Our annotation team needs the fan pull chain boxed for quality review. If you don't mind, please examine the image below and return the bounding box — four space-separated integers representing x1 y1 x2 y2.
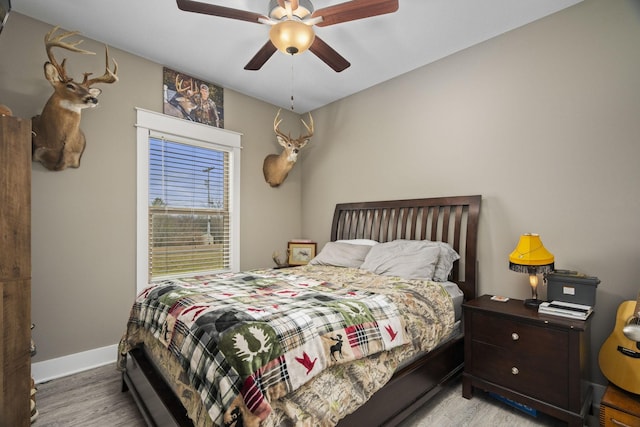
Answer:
290 57 295 111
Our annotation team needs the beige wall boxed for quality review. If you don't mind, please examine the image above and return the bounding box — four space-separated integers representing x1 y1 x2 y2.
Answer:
0 13 303 362
302 0 640 385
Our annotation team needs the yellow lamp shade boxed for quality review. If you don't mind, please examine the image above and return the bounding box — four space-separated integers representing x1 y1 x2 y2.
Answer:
269 20 315 55
509 233 554 267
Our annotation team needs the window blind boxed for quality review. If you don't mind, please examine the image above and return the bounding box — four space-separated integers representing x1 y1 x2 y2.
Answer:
148 137 230 279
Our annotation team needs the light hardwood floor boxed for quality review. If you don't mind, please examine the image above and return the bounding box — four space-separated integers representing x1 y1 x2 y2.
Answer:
34 364 145 427
33 363 590 426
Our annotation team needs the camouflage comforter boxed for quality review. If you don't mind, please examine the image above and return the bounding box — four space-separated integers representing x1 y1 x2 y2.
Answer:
119 265 455 427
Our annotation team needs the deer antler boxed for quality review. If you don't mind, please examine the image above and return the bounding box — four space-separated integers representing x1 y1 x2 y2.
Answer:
44 26 95 82
82 46 118 86
44 26 118 86
273 110 314 139
175 75 195 95
300 112 314 139
273 109 289 139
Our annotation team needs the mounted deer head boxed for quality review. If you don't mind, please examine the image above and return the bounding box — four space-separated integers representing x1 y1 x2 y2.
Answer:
263 109 314 187
32 26 118 171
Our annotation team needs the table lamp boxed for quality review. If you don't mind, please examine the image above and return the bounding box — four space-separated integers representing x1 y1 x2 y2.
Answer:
509 233 554 307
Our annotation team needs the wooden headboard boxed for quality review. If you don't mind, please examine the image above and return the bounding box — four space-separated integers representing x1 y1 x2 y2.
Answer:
330 195 481 301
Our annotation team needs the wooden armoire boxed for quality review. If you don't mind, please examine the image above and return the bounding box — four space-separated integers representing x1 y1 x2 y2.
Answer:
0 116 32 427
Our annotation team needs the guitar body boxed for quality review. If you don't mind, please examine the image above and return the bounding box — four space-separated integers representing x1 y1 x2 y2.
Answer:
599 300 640 394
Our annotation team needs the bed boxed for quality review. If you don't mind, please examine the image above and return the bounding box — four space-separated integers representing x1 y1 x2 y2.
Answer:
119 195 481 427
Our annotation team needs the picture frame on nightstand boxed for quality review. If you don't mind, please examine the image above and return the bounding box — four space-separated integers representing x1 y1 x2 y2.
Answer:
0 0 11 35
287 241 316 266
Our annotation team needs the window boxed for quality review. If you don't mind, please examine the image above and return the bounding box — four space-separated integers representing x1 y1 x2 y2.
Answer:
136 108 241 292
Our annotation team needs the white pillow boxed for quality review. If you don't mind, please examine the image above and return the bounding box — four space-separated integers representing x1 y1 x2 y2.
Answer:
309 241 373 268
360 240 440 280
422 240 460 282
336 239 379 246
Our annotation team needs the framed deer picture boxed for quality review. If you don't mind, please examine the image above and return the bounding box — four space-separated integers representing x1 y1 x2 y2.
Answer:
287 241 317 266
162 67 224 128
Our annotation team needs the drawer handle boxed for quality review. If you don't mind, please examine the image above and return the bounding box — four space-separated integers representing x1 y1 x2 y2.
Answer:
610 418 633 427
511 367 519 375
511 333 519 341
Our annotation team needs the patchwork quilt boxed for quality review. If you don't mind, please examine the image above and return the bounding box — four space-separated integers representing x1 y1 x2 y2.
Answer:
119 266 455 427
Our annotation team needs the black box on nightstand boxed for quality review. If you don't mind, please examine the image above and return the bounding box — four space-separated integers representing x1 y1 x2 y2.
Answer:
546 270 600 306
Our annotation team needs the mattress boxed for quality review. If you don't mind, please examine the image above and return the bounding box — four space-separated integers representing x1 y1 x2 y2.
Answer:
440 280 464 321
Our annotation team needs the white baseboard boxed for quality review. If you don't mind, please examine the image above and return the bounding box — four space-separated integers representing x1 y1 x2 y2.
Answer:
31 344 118 384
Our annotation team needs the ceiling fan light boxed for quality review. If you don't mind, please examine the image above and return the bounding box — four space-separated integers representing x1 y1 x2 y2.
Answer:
269 20 315 55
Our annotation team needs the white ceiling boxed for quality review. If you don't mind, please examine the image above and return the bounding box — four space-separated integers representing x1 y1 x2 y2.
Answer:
13 0 582 113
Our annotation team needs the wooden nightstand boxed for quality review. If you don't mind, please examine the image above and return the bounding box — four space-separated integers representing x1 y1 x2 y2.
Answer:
462 295 593 427
600 383 640 427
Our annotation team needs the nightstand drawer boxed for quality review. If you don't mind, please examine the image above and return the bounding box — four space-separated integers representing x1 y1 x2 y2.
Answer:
472 311 568 352
601 405 640 427
472 340 568 407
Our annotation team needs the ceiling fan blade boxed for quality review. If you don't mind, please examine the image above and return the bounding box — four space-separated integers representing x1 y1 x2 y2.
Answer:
309 36 350 72
176 0 266 23
312 0 399 27
244 41 278 71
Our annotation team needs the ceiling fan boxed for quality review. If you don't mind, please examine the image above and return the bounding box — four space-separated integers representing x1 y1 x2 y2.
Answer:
176 0 399 72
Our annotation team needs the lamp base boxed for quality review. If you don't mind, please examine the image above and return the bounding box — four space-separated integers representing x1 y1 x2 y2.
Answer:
524 298 543 308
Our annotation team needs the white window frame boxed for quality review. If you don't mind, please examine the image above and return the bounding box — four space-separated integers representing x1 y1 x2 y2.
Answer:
135 108 241 293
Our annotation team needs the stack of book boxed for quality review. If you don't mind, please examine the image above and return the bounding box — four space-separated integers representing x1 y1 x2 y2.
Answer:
538 300 593 320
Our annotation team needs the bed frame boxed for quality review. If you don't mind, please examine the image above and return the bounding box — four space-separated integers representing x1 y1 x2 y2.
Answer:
122 195 481 427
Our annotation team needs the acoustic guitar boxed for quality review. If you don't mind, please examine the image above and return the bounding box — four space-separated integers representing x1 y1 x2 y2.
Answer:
599 293 640 394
